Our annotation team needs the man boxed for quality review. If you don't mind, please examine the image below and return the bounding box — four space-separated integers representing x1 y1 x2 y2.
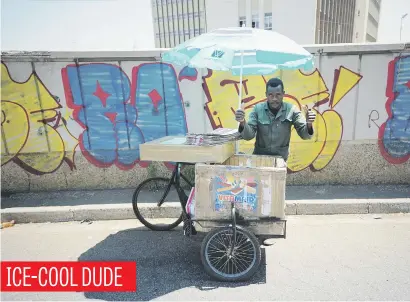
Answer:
235 78 316 161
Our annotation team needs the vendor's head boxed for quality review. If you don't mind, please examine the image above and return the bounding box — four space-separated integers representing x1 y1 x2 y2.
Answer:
266 78 284 110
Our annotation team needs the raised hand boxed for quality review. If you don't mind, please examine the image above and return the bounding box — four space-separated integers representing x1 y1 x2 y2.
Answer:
306 109 316 124
235 109 245 123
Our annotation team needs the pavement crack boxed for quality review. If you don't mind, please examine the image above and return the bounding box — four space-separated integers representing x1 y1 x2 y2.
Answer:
278 262 292 272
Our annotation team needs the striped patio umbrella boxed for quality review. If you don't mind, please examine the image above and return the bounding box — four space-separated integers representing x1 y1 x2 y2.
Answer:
161 27 314 107
161 27 315 151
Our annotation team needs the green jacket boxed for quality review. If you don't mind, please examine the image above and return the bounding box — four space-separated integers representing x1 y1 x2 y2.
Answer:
239 101 313 161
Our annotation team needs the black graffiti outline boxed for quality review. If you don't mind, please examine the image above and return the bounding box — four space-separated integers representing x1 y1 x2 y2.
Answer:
368 110 380 129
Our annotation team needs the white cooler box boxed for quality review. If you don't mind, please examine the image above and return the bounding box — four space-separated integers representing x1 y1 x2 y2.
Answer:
186 154 287 223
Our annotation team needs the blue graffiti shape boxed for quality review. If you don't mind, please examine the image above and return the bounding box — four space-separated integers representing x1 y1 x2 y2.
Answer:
132 63 188 144
380 56 410 163
178 66 198 81
63 62 188 169
63 63 143 169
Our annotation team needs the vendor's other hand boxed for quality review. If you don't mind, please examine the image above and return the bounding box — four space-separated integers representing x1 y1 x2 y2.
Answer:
235 109 245 123
307 109 316 124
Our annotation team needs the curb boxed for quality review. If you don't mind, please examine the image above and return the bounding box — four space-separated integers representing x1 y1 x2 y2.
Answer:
1 199 409 224
286 199 410 215
1 203 182 224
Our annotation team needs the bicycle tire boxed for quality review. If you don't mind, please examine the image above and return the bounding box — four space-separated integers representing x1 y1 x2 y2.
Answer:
200 226 261 282
132 177 183 231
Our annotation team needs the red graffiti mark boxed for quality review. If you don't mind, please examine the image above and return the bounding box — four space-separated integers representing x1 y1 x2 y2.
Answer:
221 79 250 94
242 96 256 103
220 79 256 104
104 112 117 124
93 80 111 107
35 109 62 130
178 75 197 81
202 69 262 130
148 89 162 111
405 80 410 90
1 110 5 125
221 79 257 114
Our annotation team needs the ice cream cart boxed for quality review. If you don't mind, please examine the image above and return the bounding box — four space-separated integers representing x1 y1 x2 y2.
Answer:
134 134 287 282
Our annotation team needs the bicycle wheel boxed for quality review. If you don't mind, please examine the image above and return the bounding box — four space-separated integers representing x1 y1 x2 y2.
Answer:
132 177 184 231
200 226 261 282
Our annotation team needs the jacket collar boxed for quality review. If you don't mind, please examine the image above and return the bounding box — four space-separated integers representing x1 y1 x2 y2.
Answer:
264 101 288 118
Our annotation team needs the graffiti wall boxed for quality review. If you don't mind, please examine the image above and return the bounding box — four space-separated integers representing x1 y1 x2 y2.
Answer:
203 66 363 172
1 45 409 192
1 61 198 175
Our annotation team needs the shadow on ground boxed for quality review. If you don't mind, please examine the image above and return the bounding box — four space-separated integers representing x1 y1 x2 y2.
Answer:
78 227 267 301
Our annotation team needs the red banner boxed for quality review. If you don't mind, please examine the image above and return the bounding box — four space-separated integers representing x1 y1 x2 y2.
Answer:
1 261 137 292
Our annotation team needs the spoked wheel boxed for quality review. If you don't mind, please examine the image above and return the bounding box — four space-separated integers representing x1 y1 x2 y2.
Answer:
200 226 261 282
132 177 187 231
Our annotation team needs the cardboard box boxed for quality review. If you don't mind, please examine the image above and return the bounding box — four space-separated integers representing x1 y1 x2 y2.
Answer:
139 136 235 164
194 154 287 222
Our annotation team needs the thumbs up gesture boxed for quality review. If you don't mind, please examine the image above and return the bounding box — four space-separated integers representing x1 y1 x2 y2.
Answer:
307 109 316 124
302 105 316 124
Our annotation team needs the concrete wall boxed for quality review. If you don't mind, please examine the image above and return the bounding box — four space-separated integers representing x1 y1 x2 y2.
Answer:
352 0 369 43
1 43 410 193
270 0 317 45
209 0 317 44
206 0 239 31
237 0 275 30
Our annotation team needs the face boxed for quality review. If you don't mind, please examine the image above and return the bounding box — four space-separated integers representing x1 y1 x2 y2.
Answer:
266 85 284 110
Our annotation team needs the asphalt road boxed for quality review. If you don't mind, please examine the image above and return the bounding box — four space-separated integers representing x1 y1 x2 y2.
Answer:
1 214 410 301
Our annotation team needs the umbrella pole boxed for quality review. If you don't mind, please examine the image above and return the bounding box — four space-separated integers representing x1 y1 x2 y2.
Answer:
236 50 244 154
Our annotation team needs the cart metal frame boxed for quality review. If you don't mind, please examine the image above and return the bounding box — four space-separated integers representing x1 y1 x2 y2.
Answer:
132 161 287 281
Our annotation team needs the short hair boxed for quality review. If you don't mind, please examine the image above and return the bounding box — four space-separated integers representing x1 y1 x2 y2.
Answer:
266 78 284 92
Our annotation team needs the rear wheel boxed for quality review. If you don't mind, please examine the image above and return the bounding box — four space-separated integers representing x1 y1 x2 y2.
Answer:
132 177 184 231
200 226 261 282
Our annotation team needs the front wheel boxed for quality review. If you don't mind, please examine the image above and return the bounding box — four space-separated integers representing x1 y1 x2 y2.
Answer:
200 226 261 282
132 177 183 231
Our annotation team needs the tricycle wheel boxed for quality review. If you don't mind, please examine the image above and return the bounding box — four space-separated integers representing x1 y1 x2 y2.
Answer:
200 226 261 282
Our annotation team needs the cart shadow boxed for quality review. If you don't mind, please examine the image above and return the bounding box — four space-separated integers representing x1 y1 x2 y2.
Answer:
78 227 267 301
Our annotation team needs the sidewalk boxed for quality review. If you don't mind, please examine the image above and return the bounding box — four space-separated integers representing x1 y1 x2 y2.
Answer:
1 185 409 223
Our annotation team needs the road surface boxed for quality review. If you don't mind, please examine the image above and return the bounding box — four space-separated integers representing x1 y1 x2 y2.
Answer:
1 214 410 301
